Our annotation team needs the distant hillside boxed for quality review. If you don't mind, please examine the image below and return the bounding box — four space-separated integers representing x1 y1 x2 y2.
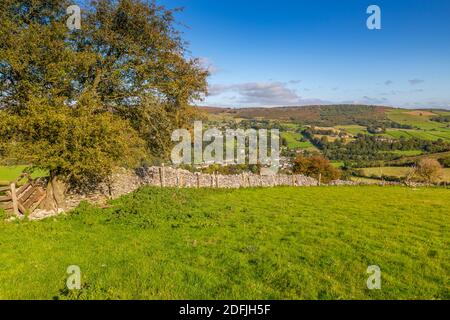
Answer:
199 105 391 126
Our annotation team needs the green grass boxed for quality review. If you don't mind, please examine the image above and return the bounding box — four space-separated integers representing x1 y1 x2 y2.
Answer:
360 167 450 182
0 186 448 300
387 109 437 130
281 131 314 149
336 125 368 136
0 166 48 184
387 109 450 131
384 129 450 142
331 162 345 168
361 167 412 178
350 177 384 184
335 113 450 142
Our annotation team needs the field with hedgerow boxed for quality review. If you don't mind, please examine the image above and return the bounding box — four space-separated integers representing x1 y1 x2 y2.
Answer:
0 186 448 300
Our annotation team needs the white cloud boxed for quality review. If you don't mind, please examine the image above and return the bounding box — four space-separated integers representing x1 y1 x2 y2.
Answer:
408 79 425 85
208 81 329 106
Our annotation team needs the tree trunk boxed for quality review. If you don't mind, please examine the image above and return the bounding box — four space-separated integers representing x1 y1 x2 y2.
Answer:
40 174 67 213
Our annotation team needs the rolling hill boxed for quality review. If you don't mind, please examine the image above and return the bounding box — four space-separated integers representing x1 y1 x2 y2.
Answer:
199 105 390 126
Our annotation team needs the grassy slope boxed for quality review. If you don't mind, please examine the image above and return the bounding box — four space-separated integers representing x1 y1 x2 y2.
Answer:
334 110 450 141
0 166 48 184
386 109 450 141
203 105 388 125
281 132 313 149
387 109 442 130
384 129 450 142
0 166 28 184
336 125 368 136
0 186 448 300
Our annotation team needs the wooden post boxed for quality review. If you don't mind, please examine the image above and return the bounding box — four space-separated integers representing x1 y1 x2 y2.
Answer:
318 173 322 186
176 169 180 188
292 174 296 186
196 172 200 188
159 165 165 188
10 183 19 217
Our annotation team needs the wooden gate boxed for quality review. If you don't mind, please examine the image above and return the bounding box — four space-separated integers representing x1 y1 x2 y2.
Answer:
0 174 46 217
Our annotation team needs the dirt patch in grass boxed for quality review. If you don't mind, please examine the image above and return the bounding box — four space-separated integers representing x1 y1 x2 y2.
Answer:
405 111 437 116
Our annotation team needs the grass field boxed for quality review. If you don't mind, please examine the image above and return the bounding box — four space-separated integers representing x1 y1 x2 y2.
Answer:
333 112 450 142
387 109 450 138
387 109 441 130
360 167 450 182
281 132 314 149
331 162 345 168
0 186 448 300
0 166 48 184
336 110 450 142
336 125 368 136
384 128 450 142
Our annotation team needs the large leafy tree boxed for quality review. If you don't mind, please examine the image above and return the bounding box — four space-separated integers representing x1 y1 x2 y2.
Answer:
0 0 77 109
0 0 208 195
68 0 208 149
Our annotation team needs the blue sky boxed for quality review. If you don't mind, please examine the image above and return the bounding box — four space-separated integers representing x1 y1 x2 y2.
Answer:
76 0 450 109
155 0 450 109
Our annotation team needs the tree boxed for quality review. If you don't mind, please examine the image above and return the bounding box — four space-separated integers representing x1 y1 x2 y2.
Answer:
0 0 209 213
0 97 147 210
292 155 341 183
0 0 208 197
0 0 76 110
68 0 208 154
0 0 208 112
415 158 443 184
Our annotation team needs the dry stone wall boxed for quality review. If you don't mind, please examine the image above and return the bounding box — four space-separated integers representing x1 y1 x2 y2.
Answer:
64 166 319 210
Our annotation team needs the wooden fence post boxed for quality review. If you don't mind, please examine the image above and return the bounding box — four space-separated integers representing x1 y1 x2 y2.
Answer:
318 173 322 186
159 165 165 187
196 172 200 188
10 183 19 217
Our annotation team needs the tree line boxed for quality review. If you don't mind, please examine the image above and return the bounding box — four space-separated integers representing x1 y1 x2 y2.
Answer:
302 128 450 165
